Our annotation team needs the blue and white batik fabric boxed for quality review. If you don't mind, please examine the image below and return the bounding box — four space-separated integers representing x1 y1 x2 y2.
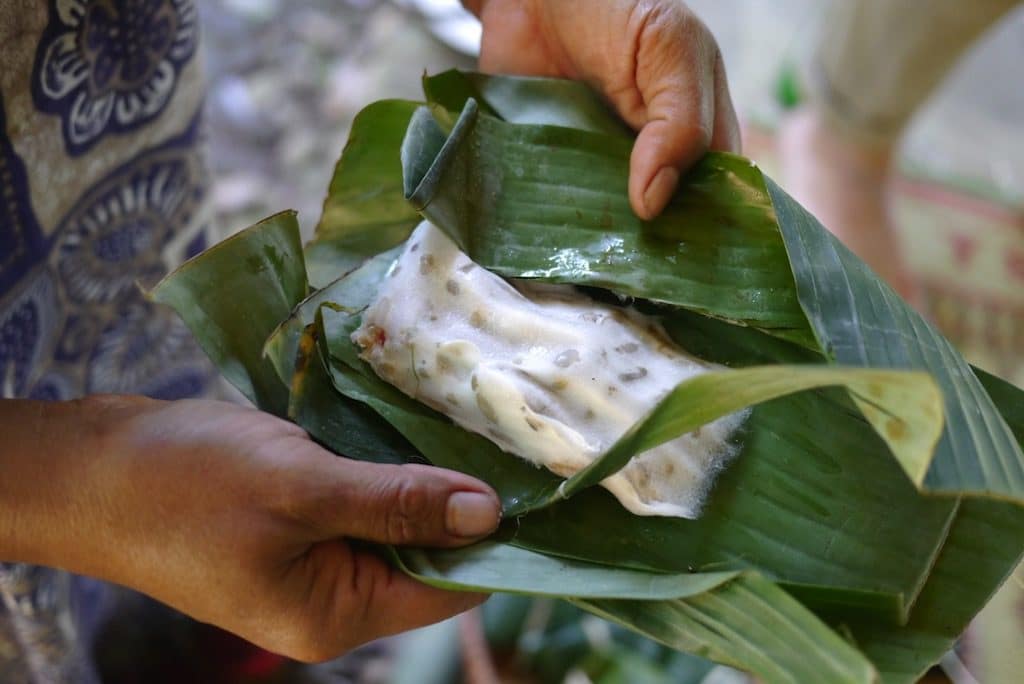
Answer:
1 1 214 681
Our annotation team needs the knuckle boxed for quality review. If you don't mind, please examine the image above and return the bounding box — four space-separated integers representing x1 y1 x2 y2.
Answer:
682 122 713 149
385 474 433 544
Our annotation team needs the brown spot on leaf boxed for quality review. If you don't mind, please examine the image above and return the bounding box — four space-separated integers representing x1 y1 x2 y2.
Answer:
886 417 907 441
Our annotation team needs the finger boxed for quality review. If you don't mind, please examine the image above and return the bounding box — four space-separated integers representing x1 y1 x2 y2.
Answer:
710 53 741 153
281 543 486 662
477 0 563 76
627 23 718 220
353 550 487 643
290 457 501 548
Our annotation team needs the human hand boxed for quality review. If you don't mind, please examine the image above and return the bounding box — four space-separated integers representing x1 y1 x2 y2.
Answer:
465 0 740 219
8 396 499 662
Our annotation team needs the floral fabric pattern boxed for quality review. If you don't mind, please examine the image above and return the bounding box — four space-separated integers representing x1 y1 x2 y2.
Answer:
32 0 198 155
0 104 212 403
1 2 211 679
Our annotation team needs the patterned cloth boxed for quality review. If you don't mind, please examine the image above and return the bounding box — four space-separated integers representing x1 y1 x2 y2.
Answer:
0 1 215 680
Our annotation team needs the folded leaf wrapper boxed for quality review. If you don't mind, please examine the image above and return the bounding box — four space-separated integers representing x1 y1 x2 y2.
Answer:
152 69 1024 684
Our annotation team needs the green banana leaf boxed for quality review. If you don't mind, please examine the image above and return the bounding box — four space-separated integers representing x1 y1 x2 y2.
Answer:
574 573 877 684
769 179 1024 498
395 76 1024 675
501 309 957 600
264 247 404 388
151 211 308 416
307 252 956 621
394 541 738 600
400 95 1024 502
553 364 942 501
308 183 957 624
401 100 814 348
287 323 417 465
306 100 422 287
477 596 744 684
423 69 633 138
395 542 874 683
849 369 1024 683
155 70 1024 684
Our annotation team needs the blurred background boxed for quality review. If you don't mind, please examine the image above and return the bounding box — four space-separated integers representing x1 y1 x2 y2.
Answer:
194 1 1024 681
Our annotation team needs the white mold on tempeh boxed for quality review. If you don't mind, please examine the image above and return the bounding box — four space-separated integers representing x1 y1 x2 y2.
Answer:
353 222 748 518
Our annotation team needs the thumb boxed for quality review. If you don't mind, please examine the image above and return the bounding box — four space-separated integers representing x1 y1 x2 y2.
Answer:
303 460 501 547
627 15 740 220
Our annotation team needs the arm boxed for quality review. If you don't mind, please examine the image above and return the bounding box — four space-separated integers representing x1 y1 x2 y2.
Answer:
0 395 499 661
0 398 104 569
463 0 740 219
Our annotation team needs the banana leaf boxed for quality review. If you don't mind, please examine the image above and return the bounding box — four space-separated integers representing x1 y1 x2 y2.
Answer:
306 100 422 287
155 70 1024 683
476 596 745 684
848 369 1024 682
309 199 957 624
401 100 814 348
264 247 404 388
423 68 633 138
401 96 1024 502
395 542 874 683
151 211 307 416
768 180 1024 498
287 323 417 465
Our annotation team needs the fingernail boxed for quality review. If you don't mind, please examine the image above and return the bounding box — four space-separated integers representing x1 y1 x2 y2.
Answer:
446 491 500 538
643 166 679 218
